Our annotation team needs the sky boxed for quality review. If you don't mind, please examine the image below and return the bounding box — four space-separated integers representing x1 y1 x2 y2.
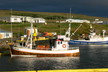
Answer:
0 0 108 17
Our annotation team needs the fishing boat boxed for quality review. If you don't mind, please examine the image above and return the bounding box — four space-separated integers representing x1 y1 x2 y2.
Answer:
69 24 108 45
9 23 79 57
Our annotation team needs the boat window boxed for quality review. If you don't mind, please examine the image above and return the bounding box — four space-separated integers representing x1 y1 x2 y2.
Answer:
61 41 62 44
58 42 60 44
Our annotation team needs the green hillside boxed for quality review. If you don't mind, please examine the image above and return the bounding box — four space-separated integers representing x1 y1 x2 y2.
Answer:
0 10 108 39
0 10 108 21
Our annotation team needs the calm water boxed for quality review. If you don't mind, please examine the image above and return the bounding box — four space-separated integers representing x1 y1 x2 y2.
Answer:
0 45 108 71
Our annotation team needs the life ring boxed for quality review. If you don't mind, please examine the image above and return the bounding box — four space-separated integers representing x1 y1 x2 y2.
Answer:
62 44 66 48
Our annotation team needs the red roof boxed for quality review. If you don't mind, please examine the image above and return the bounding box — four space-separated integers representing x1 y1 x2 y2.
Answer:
56 39 62 41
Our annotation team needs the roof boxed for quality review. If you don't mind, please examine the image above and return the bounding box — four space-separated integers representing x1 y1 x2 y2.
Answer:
56 39 62 41
66 18 89 21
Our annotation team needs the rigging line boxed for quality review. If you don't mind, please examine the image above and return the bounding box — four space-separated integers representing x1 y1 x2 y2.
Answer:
70 8 71 19
71 24 82 37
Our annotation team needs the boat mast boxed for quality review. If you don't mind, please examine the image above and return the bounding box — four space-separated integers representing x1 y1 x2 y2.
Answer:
30 22 33 49
102 30 106 38
65 24 71 37
10 8 13 42
25 22 33 49
65 8 72 37
69 8 71 19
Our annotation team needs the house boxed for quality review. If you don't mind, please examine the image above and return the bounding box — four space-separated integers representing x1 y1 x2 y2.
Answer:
10 15 24 22
25 17 46 23
0 30 13 39
103 21 108 24
25 17 34 23
92 21 103 24
91 19 108 24
66 19 90 23
92 19 103 24
33 18 46 23
56 21 66 23
0 15 46 23
0 15 26 23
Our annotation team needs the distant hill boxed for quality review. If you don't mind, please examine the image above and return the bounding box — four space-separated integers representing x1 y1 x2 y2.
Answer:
0 10 108 21
0 10 108 39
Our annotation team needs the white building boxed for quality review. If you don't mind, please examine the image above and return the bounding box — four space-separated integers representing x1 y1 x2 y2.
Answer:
91 19 108 24
25 17 46 23
92 19 103 24
0 30 13 39
66 19 90 23
10 16 24 22
0 16 46 23
56 21 66 23
103 21 108 24
25 17 34 23
33 18 46 23
0 15 26 23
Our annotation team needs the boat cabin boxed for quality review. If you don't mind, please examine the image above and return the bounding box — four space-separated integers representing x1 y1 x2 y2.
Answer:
52 39 69 51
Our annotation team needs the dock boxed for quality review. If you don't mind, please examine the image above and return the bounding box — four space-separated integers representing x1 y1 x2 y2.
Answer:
1 68 108 72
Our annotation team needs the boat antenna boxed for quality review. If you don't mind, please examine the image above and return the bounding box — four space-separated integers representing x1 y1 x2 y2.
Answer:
10 8 13 43
30 21 33 49
59 17 61 35
102 30 106 38
70 8 71 19
65 24 71 37
69 8 73 24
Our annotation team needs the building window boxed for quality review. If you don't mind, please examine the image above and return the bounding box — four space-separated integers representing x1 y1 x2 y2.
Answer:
6 33 9 37
14 18 17 20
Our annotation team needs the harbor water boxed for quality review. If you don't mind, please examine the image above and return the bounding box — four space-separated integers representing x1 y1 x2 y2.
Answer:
0 45 108 71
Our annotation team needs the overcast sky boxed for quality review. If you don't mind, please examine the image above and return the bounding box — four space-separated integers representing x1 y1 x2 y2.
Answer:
0 0 108 17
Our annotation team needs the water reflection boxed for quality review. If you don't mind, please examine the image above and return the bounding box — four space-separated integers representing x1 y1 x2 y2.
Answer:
79 45 108 69
10 57 80 70
1 45 108 71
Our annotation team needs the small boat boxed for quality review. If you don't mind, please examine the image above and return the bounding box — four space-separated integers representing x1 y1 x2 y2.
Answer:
9 23 80 57
69 24 108 45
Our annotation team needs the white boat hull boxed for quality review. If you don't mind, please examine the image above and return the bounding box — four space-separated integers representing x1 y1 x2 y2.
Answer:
10 47 80 57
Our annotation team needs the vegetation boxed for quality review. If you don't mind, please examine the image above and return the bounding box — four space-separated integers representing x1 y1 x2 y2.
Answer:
0 22 108 39
0 10 108 39
0 10 108 20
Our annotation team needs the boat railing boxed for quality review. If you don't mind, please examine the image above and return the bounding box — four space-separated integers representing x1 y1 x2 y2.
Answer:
35 48 52 50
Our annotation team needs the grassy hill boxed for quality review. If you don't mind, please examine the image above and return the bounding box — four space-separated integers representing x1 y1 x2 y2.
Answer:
0 10 108 21
0 10 108 39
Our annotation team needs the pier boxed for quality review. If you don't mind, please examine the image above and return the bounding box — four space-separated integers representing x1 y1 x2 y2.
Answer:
1 68 108 72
